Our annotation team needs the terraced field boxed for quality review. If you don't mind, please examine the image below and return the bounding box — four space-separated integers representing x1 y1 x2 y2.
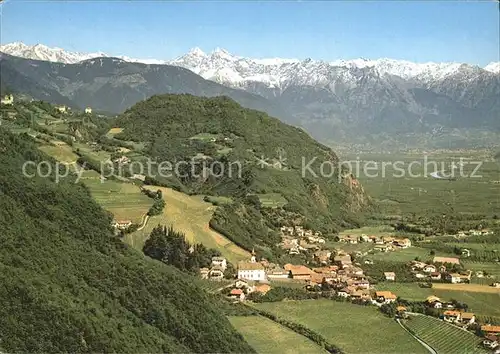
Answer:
402 315 487 354
84 179 152 224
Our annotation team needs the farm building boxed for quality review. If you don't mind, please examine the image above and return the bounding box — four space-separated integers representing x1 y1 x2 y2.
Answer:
384 272 396 281
482 325 500 335
375 291 397 303
284 264 314 280
113 220 132 230
229 288 245 301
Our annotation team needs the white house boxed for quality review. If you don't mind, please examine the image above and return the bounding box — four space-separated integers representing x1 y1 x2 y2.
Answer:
55 105 68 114
112 220 132 230
237 261 266 281
85 107 92 114
211 257 227 271
384 272 396 281
1 94 13 105
423 264 437 273
267 267 289 280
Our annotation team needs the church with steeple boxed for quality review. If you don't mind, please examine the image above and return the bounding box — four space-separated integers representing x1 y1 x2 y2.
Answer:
237 248 266 281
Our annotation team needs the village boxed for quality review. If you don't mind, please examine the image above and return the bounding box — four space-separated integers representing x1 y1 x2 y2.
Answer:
198 224 500 352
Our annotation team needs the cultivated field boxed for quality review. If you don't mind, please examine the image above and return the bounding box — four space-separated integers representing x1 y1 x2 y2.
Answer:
229 316 326 354
432 283 500 294
38 143 79 164
106 127 124 137
339 225 395 237
369 246 453 262
402 315 487 354
253 300 428 354
348 152 500 218
125 186 250 264
463 262 500 278
254 193 288 208
74 143 111 162
84 179 152 224
375 282 500 318
204 195 233 205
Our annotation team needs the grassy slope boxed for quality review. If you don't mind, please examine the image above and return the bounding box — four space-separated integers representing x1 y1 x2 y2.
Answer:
253 300 428 354
0 129 253 353
38 143 79 164
229 316 327 354
125 186 251 264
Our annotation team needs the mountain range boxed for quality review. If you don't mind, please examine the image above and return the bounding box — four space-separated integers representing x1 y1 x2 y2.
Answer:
1 42 499 148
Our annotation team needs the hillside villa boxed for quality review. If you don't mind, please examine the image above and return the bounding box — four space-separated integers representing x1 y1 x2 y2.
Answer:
211 257 227 271
112 220 132 230
1 94 14 105
229 288 245 301
445 272 471 284
443 310 461 322
208 265 224 280
375 291 397 303
423 264 437 273
384 272 396 281
55 105 69 113
113 155 131 165
483 335 499 350
426 296 443 308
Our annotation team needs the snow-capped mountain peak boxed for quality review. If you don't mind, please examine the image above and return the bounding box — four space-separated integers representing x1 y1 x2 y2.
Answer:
188 47 206 56
484 61 500 74
0 42 107 64
1 42 497 91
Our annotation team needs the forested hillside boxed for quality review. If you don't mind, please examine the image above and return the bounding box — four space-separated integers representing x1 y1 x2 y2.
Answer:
0 128 253 353
115 94 369 258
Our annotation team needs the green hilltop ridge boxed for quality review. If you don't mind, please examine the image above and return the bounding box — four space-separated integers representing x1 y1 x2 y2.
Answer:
115 94 369 258
0 128 254 353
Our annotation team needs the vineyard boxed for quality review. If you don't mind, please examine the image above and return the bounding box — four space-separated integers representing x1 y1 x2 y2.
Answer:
403 315 487 354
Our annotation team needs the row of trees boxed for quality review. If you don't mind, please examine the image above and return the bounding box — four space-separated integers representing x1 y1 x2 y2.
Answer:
142 189 166 216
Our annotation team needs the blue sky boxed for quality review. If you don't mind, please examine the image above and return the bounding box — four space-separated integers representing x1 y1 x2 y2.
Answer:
1 1 499 65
